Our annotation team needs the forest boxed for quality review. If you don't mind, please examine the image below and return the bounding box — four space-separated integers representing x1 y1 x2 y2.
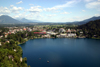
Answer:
78 19 100 39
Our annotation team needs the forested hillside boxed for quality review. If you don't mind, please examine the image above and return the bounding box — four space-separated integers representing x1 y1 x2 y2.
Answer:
78 19 100 38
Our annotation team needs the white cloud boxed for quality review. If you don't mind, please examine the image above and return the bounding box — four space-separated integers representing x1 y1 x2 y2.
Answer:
94 14 100 17
43 0 80 12
25 13 43 20
13 11 43 21
16 1 23 4
0 7 11 14
12 7 23 11
10 5 14 7
98 0 100 1
0 5 23 15
61 12 69 14
29 4 34 6
43 7 58 12
84 0 94 2
13 12 27 19
46 14 56 17
82 10 86 12
27 6 42 13
10 5 23 13
86 1 100 11
54 0 81 8
0 14 3 16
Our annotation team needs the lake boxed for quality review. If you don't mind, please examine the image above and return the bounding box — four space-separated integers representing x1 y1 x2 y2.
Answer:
20 38 100 67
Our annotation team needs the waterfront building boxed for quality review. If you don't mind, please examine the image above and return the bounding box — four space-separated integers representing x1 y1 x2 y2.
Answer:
59 28 66 33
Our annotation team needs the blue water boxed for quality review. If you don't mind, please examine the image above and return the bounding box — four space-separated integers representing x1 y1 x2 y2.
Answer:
20 38 100 67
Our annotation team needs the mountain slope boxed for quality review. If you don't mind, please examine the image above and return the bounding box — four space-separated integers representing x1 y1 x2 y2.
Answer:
78 19 100 38
17 18 32 22
66 16 100 25
0 15 21 24
79 16 100 25
17 18 41 22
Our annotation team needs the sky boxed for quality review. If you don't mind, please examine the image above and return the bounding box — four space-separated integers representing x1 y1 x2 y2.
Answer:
0 0 100 22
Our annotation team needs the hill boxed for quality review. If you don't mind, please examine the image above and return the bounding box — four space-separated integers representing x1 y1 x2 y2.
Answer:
17 18 41 22
0 15 21 24
78 16 100 25
78 19 100 38
17 18 32 22
66 16 100 25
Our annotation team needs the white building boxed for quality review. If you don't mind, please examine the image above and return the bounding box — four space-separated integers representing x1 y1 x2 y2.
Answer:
67 28 71 32
57 34 67 38
59 28 66 33
47 31 57 35
67 33 76 37
20 57 22 62
44 34 50 38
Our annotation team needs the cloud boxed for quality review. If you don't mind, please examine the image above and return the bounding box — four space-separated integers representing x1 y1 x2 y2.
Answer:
54 0 81 8
43 0 80 12
46 14 56 17
0 7 11 14
0 14 4 16
43 7 58 12
27 6 42 13
82 10 86 12
16 1 23 4
94 14 100 17
61 12 69 14
98 0 100 1
10 5 23 13
0 5 23 15
84 0 94 2
86 1 100 11
13 12 26 18
29 4 34 6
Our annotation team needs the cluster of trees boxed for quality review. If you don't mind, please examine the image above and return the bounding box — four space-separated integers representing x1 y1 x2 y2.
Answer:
0 29 41 67
0 27 9 35
0 47 28 67
78 19 100 38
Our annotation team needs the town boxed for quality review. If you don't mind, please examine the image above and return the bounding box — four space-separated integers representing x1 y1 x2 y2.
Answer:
0 25 84 38
0 25 85 45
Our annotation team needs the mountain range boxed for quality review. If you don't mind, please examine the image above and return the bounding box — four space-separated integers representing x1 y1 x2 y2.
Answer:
17 18 40 22
0 15 21 24
66 16 100 25
0 15 100 25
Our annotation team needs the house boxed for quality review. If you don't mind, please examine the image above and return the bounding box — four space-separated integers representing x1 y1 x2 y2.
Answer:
8 55 14 61
6 41 10 43
57 34 67 38
59 28 66 33
60 34 67 37
0 35 3 38
67 29 71 33
80 31 83 34
20 57 22 62
34 32 46 35
23 28 26 31
67 33 76 37
28 28 32 32
13 49 16 52
5 34 8 38
44 34 50 38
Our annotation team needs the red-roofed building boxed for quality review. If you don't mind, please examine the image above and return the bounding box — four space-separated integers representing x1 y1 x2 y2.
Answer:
34 32 46 34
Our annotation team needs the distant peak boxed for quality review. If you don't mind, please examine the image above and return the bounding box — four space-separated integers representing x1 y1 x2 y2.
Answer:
0 15 12 18
0 15 9 17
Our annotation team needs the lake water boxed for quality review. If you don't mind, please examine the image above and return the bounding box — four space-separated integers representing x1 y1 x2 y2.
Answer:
20 38 100 67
